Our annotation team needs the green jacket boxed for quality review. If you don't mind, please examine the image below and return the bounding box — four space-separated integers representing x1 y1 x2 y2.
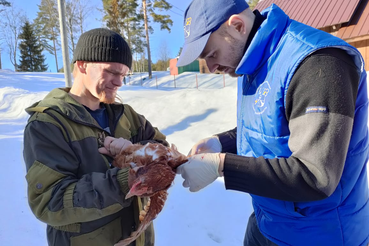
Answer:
23 88 168 246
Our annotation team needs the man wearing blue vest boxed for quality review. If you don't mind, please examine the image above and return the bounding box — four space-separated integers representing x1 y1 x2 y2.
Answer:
176 0 369 245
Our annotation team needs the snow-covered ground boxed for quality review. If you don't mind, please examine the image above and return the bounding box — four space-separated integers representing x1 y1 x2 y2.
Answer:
0 70 368 245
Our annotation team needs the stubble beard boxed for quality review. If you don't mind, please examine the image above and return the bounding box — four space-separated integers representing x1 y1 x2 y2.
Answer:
226 37 245 78
99 90 116 104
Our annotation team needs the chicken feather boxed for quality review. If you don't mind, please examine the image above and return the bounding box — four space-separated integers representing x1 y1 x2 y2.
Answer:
111 142 187 246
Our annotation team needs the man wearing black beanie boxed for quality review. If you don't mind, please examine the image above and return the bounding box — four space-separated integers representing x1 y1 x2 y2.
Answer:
23 28 168 246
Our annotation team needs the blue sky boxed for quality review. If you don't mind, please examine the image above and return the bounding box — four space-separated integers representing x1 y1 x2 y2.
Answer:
1 0 192 72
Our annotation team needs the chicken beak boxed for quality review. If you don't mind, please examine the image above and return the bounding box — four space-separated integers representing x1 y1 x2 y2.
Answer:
125 180 142 199
125 190 134 199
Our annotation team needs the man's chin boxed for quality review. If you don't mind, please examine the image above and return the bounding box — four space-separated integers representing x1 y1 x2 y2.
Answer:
100 92 117 104
227 70 242 78
101 98 116 104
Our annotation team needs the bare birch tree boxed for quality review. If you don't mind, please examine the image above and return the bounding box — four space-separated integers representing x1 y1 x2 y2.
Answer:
0 0 11 69
158 40 170 63
0 2 26 70
65 0 78 53
75 0 94 34
62 0 94 67
155 39 170 71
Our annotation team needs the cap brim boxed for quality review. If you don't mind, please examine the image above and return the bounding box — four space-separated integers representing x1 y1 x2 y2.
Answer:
177 32 211 67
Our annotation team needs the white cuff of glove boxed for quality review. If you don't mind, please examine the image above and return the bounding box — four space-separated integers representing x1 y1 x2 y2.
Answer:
176 153 221 192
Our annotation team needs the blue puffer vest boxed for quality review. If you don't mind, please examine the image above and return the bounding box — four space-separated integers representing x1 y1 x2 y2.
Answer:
236 4 369 246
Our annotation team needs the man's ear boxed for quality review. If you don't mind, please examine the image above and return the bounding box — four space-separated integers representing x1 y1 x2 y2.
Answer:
76 61 87 73
228 15 246 36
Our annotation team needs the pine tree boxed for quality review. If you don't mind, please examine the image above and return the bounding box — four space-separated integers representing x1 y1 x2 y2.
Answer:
34 0 60 71
0 0 10 13
101 0 173 76
18 21 48 72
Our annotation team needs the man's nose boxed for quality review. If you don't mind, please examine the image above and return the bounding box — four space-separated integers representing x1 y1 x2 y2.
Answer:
206 60 218 73
113 77 123 87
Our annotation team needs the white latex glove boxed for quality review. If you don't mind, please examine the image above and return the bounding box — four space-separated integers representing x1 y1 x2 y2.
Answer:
176 153 224 192
98 136 133 157
188 136 222 156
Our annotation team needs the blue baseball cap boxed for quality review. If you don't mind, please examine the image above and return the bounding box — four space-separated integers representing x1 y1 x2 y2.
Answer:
177 0 249 67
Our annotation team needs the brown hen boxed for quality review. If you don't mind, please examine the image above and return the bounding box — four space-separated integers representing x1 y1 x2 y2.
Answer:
112 142 187 246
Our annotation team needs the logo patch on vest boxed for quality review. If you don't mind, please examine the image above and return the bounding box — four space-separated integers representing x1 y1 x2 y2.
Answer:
253 81 271 115
305 106 328 114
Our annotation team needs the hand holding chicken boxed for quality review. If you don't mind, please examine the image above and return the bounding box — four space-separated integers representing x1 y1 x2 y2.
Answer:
98 136 133 156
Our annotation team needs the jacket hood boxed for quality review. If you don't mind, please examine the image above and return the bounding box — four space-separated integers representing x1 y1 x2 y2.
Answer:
25 87 98 126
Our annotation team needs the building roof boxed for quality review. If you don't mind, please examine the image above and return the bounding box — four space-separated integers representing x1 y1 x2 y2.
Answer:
336 0 369 40
255 0 362 29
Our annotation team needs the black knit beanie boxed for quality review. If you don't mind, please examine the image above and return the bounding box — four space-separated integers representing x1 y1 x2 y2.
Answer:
72 28 132 69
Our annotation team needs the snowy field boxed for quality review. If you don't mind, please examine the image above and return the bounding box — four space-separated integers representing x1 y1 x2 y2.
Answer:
0 69 368 245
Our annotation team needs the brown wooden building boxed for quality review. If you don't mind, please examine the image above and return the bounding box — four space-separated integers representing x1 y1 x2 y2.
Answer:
255 0 369 70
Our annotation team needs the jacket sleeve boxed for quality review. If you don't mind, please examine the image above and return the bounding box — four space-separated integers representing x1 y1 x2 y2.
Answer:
216 127 237 154
223 48 360 202
23 119 132 227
